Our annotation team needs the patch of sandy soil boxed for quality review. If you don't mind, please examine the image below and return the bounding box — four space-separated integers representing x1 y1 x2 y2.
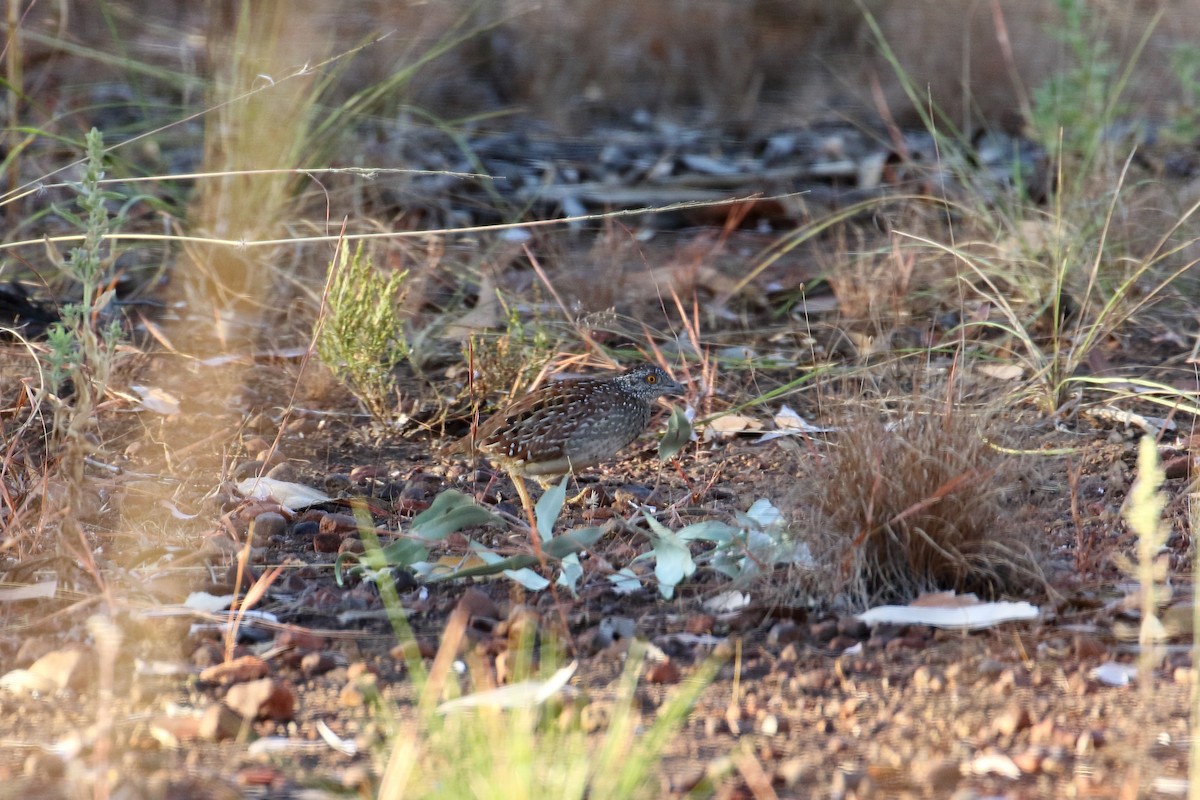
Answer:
0 327 1196 800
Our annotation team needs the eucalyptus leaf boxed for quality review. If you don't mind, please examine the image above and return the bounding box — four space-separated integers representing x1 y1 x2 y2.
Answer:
608 568 642 595
419 527 604 585
676 520 740 543
658 405 693 461
334 537 428 587
411 490 503 540
534 476 568 542
651 533 694 600
557 553 585 596
472 548 553 591
743 498 784 529
642 513 695 599
505 567 551 591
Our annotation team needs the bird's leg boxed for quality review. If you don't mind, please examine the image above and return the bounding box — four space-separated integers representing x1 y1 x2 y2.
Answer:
508 471 547 570
565 487 596 507
536 474 593 507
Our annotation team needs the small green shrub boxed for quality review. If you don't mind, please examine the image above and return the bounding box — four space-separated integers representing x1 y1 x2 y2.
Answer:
47 127 126 442
316 242 410 421
1028 0 1123 161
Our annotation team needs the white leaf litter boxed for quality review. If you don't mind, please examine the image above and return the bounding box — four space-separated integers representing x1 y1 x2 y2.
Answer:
183 592 236 613
187 609 279 638
316 719 358 755
703 590 751 613
857 599 1039 630
161 500 199 520
1089 662 1137 686
0 579 57 602
758 405 837 442
235 477 332 511
130 384 181 415
968 752 1021 779
976 363 1025 381
437 661 577 712
1151 777 1188 796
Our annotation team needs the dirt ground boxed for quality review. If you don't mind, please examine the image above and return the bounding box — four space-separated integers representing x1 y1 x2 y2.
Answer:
1 237 1198 799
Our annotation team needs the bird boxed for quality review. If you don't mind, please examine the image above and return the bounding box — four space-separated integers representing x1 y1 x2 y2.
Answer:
447 363 685 484
446 363 685 562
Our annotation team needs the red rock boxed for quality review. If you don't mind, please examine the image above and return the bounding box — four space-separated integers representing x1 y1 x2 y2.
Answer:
993 704 1032 737
237 765 283 788
199 655 268 685
313 531 344 553
338 537 365 554
646 659 681 684
300 652 337 677
1073 634 1107 660
225 677 296 721
320 513 361 534
276 627 327 652
197 702 246 741
28 647 92 691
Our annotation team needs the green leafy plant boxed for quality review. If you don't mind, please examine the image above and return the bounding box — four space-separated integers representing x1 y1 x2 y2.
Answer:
629 498 807 599
347 491 724 799
1026 0 1161 177
464 297 557 405
336 485 604 592
1028 0 1121 159
46 127 126 443
1168 43 1200 142
316 241 411 421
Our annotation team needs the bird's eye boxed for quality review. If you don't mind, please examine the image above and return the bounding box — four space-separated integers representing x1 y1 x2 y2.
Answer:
646 374 658 384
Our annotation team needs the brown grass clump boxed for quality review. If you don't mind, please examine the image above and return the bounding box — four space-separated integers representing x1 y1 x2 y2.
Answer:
797 395 1043 607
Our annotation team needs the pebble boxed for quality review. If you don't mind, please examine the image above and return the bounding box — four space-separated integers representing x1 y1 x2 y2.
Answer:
758 712 788 735
912 665 944 692
992 704 1031 737
974 658 1006 680
250 512 287 544
233 460 266 481
313 532 344 553
320 513 361 534
266 461 299 482
837 617 869 639
324 473 352 493
338 537 365 555
767 622 806 647
809 620 838 644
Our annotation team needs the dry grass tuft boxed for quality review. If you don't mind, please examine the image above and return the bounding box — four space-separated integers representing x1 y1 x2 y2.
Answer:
797 394 1043 606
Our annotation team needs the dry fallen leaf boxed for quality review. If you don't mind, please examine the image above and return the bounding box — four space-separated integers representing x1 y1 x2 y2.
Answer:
977 363 1024 381
130 384 181 415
